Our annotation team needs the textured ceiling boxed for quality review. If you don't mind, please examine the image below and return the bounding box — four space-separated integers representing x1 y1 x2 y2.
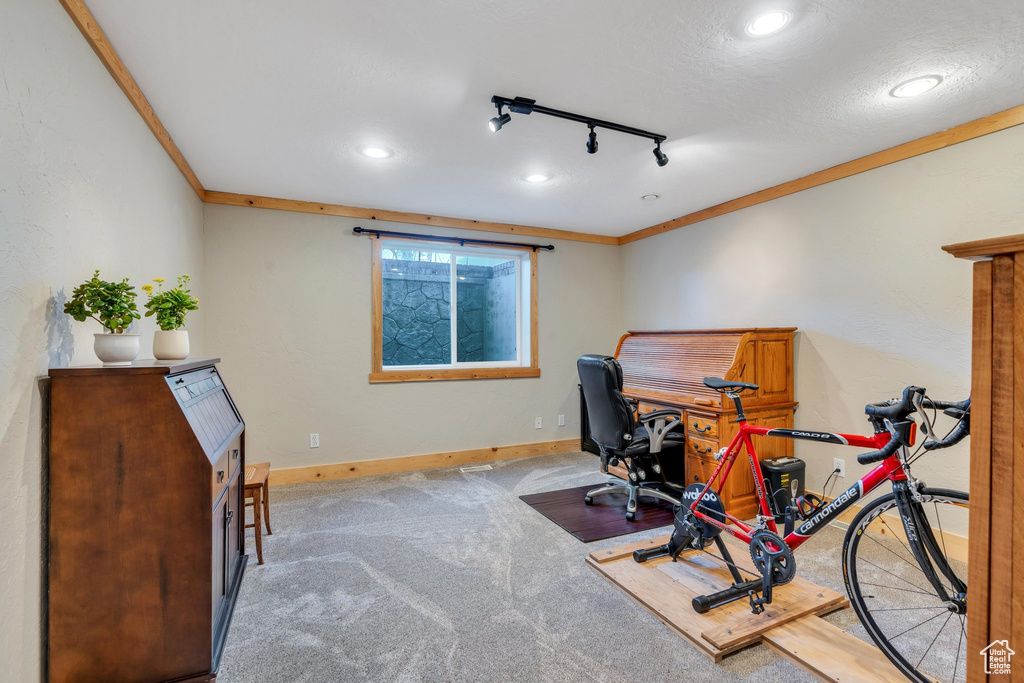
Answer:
85 0 1024 236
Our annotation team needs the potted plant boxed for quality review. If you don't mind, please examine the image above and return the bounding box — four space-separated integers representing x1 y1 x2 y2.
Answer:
143 274 199 360
64 270 142 365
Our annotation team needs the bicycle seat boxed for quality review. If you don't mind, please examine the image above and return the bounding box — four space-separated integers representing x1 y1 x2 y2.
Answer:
703 377 759 393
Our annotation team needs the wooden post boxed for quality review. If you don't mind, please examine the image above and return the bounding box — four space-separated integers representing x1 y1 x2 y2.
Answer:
943 234 1024 681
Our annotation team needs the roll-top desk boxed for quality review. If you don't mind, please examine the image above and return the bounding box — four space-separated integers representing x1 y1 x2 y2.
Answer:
48 358 246 682
586 328 798 519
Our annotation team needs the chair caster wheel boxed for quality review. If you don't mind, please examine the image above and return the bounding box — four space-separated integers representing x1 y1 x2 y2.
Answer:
584 496 593 505
626 511 636 522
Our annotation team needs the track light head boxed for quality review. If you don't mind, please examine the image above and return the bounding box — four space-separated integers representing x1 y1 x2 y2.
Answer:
653 144 669 167
489 112 512 133
586 126 598 154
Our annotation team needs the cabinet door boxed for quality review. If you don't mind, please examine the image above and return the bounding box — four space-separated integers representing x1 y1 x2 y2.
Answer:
226 474 242 587
212 496 229 618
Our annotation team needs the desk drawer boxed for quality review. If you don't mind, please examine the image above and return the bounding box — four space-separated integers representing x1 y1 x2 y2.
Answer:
687 436 718 459
687 413 718 439
685 454 718 485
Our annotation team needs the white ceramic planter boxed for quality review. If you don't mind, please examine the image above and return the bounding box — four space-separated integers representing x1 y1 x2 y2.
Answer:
94 333 140 366
153 330 190 361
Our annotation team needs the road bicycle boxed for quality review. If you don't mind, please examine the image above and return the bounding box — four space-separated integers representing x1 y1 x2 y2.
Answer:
634 377 971 682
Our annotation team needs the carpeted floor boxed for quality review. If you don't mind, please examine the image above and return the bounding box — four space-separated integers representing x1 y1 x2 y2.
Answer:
218 450 870 682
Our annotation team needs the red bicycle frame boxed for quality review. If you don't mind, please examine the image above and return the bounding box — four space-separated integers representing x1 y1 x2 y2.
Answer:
689 421 910 550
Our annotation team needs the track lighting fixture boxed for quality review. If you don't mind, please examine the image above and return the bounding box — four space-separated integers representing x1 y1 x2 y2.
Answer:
653 143 669 167
489 95 667 167
488 111 511 132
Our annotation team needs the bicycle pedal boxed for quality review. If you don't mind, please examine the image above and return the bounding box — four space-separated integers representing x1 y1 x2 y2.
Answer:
748 591 765 615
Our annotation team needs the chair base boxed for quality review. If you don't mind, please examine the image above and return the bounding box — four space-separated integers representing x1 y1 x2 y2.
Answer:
584 480 682 521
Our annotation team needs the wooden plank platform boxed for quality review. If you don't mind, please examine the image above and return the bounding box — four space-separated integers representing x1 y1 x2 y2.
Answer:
587 534 908 681
762 617 908 683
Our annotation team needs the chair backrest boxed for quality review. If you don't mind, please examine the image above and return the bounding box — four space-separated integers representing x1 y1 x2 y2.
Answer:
578 354 634 452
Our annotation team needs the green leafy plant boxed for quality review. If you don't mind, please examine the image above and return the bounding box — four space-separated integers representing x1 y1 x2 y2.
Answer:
142 274 199 331
64 270 141 333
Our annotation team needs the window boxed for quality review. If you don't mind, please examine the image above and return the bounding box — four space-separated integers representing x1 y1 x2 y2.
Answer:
370 239 539 382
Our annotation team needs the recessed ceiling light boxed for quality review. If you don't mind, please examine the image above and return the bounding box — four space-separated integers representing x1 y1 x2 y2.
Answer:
524 173 550 183
745 10 791 36
361 146 392 159
641 194 660 201
890 76 942 98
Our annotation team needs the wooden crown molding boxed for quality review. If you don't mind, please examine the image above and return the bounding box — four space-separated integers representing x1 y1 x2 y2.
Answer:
619 103 1024 245
203 191 620 245
62 0 1024 248
60 0 205 200
943 233 1024 261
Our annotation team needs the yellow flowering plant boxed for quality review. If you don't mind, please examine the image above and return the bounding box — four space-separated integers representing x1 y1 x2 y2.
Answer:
143 274 199 331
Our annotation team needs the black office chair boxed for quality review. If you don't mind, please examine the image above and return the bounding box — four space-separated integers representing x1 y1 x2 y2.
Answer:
577 354 685 521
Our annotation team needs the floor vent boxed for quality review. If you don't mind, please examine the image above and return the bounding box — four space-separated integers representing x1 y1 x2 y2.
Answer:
459 464 493 473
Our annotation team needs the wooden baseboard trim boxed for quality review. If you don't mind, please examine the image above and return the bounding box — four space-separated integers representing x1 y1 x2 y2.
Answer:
269 438 580 486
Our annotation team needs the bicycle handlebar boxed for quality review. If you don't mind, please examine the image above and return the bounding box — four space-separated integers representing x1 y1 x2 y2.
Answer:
857 433 903 465
857 392 971 463
922 397 971 451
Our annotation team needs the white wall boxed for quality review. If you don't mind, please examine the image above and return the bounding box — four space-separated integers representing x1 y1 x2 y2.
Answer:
0 2 206 679
621 124 1024 502
202 204 622 468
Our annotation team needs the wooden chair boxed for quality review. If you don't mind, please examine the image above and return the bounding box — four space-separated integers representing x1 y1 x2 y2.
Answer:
244 462 272 564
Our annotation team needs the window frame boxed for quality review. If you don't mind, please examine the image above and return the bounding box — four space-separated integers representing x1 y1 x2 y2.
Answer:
369 236 540 383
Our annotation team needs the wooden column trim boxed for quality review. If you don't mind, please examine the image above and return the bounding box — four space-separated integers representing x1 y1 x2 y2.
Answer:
59 0 205 200
988 256 1014 642
966 259 992 682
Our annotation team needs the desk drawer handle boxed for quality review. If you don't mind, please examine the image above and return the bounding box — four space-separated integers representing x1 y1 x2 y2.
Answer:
217 470 225 484
692 444 713 455
226 510 234 523
231 449 240 460
692 422 712 433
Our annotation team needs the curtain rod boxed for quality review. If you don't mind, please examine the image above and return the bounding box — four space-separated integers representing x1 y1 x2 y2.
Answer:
352 227 555 251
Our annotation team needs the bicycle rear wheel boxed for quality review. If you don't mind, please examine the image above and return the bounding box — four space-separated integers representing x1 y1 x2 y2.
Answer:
842 487 968 683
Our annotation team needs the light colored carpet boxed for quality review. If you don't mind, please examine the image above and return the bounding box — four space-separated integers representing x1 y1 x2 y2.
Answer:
218 451 870 682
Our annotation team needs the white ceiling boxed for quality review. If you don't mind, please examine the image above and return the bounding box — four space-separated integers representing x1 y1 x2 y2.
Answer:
86 0 1024 237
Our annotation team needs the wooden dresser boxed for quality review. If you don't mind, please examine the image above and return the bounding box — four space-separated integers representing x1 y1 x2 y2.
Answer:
590 328 797 519
48 358 246 683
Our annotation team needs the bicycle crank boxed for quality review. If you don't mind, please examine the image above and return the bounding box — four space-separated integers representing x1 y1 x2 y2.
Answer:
748 529 796 614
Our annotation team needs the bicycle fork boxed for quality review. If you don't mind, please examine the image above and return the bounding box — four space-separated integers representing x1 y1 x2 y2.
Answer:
892 482 967 613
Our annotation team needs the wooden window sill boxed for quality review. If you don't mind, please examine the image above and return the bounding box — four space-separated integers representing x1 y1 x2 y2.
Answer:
369 367 541 383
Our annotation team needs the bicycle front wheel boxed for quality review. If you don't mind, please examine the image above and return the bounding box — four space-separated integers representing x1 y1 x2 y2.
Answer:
842 487 969 683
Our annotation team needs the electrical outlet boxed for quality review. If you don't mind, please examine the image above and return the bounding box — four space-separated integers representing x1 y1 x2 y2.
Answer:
833 457 845 478
310 433 320 448
558 414 565 427
535 417 543 429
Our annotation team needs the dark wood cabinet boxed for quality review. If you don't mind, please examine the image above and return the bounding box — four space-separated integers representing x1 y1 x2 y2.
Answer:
48 358 246 682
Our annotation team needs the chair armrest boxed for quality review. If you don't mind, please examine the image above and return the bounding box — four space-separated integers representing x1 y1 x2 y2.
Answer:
637 409 682 454
638 409 681 422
